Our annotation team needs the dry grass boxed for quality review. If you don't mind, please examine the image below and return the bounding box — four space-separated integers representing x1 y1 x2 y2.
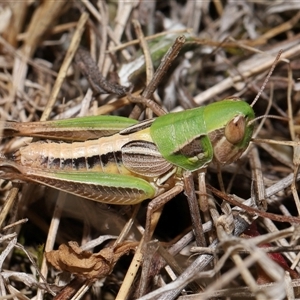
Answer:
0 1 300 299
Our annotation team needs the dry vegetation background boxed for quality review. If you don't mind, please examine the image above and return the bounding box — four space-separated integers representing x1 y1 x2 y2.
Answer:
1 1 300 299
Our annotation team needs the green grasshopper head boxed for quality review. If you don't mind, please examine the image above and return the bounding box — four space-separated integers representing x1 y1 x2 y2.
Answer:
204 99 255 165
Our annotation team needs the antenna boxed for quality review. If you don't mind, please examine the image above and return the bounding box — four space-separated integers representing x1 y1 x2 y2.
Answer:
251 50 283 108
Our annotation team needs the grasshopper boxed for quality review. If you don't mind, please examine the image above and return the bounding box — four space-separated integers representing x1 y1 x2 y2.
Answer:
0 99 254 205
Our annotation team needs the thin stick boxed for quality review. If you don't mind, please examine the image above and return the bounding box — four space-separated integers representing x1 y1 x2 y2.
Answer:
142 35 186 99
41 12 89 122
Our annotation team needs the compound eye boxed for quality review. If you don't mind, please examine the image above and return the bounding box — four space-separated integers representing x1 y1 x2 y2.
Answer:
225 115 246 144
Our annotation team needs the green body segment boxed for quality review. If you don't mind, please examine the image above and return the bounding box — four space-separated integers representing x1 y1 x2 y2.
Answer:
150 106 213 171
39 171 156 204
1 115 138 141
4 166 156 205
150 100 255 171
52 115 138 132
